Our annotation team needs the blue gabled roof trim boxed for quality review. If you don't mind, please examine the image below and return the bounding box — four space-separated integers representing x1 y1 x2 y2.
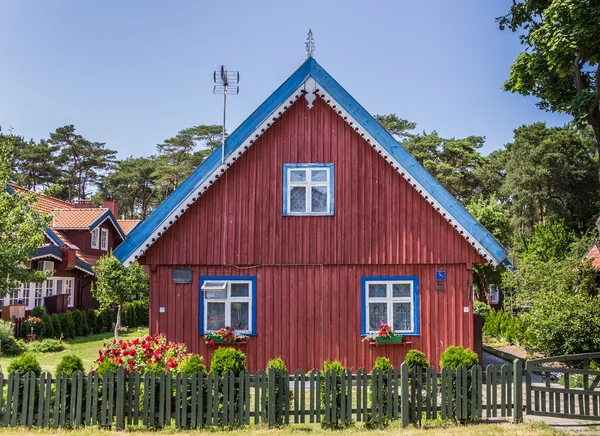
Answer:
115 57 508 264
75 256 94 275
31 245 63 262
90 209 126 239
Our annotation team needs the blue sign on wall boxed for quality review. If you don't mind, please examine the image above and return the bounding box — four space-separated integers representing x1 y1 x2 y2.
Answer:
436 270 446 281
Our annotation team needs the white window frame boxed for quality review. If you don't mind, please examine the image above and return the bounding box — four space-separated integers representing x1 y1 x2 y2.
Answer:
91 228 100 249
100 228 109 251
65 279 74 307
364 279 416 334
283 164 334 216
202 279 253 334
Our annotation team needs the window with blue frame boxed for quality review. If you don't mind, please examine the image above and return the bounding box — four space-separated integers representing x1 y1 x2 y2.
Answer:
283 163 334 216
361 276 419 335
199 276 256 335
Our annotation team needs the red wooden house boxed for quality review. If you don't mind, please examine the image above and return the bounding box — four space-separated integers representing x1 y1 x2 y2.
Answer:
4 185 139 314
115 56 508 372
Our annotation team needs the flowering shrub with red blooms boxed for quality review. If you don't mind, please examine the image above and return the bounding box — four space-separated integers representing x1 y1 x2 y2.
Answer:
204 326 247 345
95 333 189 373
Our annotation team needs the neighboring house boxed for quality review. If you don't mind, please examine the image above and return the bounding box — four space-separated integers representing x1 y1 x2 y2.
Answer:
115 56 508 371
4 185 139 314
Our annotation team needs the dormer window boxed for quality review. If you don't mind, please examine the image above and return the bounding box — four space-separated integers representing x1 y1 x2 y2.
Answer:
101 228 109 251
283 164 334 216
91 228 99 249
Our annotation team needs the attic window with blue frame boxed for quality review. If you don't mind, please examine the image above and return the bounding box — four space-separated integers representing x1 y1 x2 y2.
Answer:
283 163 334 216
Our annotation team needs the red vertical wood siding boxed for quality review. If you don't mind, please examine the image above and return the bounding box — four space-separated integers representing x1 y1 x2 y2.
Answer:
145 95 485 371
150 264 474 372
147 97 484 267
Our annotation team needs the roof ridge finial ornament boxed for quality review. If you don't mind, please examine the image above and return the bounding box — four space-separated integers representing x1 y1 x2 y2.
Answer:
305 29 315 59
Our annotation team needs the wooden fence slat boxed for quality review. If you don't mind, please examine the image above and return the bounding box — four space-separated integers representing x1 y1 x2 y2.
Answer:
53 372 62 428
299 370 306 424
10 372 19 427
513 360 523 423
401 363 409 428
115 367 125 430
91 372 99 426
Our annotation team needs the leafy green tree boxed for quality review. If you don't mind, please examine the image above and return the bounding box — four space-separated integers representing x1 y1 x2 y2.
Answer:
466 195 513 297
91 254 148 339
502 123 599 232
498 0 600 180
402 132 488 201
374 114 416 140
12 139 60 191
154 125 223 195
0 136 51 296
49 125 116 201
100 156 159 219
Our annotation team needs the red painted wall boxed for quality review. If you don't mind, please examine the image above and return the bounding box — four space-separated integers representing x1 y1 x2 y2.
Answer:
150 264 474 372
144 95 485 371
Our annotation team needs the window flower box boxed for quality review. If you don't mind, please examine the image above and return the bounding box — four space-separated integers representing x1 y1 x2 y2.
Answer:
204 326 248 345
375 335 403 344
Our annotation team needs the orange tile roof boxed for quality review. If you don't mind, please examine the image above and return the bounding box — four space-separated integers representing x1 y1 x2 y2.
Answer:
585 244 600 269
53 230 79 250
9 184 72 214
117 219 140 235
51 208 109 229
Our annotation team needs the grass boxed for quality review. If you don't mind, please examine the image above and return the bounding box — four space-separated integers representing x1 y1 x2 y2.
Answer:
0 327 149 374
0 422 565 435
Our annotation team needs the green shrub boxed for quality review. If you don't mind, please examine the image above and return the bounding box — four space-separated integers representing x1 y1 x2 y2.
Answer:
0 319 25 356
5 338 26 356
98 309 113 333
365 357 393 429
483 309 531 347
27 338 65 353
50 314 62 339
440 346 479 371
58 314 73 338
96 358 119 376
265 357 292 425
71 310 89 337
40 315 53 339
86 309 98 334
405 350 430 371
178 355 207 376
473 301 490 324
210 347 247 376
126 300 148 327
320 360 352 429
0 318 15 342
30 306 45 318
7 353 41 376
56 355 84 376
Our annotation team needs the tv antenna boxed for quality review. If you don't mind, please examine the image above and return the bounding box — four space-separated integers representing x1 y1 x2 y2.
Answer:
213 65 239 164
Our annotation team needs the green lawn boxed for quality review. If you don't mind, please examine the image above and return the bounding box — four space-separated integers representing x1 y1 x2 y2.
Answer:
0 327 149 374
0 422 565 435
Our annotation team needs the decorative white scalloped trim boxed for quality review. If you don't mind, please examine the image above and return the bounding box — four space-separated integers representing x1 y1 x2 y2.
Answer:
123 77 496 265
311 85 496 264
122 83 307 265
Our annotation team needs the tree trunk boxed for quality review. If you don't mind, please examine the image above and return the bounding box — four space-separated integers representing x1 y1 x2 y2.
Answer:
114 304 121 340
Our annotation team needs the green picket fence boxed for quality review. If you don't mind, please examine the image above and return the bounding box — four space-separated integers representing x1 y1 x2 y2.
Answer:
0 361 522 429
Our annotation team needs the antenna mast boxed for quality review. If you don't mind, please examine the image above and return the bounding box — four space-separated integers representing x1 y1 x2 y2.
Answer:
213 66 239 164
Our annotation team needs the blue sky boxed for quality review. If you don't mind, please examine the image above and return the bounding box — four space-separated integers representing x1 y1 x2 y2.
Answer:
1 1 571 158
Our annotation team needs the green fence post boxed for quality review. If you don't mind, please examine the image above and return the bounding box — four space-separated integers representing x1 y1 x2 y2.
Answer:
400 362 409 428
513 359 523 423
115 366 125 430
